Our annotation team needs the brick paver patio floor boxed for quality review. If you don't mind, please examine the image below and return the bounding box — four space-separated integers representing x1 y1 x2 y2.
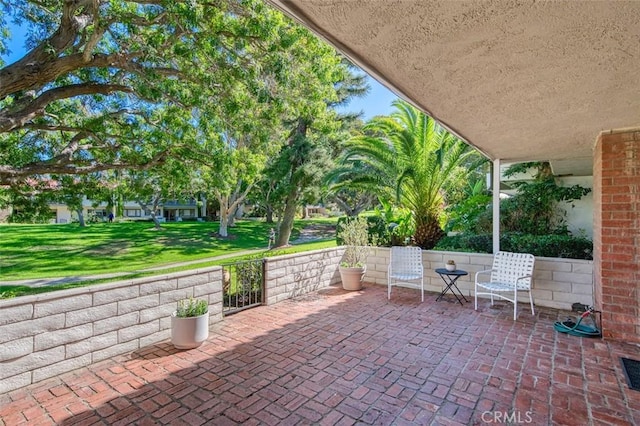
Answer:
1 284 640 425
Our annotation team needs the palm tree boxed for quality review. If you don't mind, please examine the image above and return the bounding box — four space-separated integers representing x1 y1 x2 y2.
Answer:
333 100 477 249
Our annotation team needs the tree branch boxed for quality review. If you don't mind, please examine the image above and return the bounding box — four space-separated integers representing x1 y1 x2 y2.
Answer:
0 82 133 132
0 150 168 186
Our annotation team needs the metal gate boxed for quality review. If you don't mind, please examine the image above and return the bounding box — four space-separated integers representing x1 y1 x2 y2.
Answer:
221 258 265 316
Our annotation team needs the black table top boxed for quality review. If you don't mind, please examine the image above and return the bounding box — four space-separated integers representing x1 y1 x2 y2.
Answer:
434 268 468 276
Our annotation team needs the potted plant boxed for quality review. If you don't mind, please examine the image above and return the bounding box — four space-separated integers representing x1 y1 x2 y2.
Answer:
338 217 371 291
445 259 457 272
171 297 209 349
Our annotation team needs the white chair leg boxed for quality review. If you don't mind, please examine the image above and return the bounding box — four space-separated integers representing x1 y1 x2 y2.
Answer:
529 291 535 316
421 279 424 302
388 280 391 300
474 286 478 311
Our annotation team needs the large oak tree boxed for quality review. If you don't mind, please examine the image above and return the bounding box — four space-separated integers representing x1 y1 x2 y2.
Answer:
0 0 291 187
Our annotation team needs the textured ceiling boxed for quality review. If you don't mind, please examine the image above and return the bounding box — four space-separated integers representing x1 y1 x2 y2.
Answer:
268 0 640 176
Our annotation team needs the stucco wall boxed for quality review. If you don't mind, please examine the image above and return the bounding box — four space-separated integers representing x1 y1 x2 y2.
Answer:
557 176 593 239
501 171 594 239
0 267 223 394
264 247 344 305
366 247 593 310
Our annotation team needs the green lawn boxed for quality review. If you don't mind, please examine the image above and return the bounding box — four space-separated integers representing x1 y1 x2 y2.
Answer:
0 218 337 281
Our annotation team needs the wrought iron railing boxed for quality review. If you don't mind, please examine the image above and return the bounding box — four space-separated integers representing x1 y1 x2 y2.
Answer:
221 259 265 315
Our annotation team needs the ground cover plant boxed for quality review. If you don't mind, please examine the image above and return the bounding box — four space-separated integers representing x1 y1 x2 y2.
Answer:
0 218 337 282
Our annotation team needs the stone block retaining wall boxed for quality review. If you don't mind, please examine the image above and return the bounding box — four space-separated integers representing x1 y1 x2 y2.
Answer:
0 247 593 393
366 248 593 310
0 267 223 394
264 247 345 305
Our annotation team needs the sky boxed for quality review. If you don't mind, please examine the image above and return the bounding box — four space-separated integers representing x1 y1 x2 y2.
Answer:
338 76 398 121
1 23 397 121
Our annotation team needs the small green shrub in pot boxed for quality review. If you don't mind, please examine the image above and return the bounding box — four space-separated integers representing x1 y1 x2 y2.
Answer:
337 217 371 291
176 297 208 317
172 297 209 349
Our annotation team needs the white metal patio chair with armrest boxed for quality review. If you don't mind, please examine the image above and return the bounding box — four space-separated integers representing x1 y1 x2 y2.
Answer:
474 251 535 320
388 246 424 302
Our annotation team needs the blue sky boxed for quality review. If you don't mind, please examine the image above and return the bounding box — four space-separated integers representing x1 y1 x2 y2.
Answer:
1 23 397 121
338 76 398 121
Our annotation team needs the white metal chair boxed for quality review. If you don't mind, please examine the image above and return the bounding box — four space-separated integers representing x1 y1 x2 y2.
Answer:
388 246 424 302
475 251 535 320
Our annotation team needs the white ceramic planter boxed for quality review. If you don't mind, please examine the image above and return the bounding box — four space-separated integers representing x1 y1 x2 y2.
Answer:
339 266 366 291
445 263 456 272
171 311 210 349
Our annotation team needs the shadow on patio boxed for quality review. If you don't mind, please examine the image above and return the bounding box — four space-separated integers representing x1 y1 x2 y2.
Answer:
1 284 639 425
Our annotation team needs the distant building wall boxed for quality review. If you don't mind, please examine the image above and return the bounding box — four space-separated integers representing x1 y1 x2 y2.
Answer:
51 204 72 223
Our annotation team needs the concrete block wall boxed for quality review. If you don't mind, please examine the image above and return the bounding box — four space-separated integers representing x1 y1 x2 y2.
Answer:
366 247 593 310
264 247 344 305
0 267 223 394
0 246 596 394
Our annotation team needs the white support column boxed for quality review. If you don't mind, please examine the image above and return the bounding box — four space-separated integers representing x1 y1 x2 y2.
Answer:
492 158 501 253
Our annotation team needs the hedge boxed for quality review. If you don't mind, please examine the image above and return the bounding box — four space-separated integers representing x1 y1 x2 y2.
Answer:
435 232 593 260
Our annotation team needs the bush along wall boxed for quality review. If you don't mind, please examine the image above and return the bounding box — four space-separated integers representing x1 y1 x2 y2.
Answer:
435 232 593 260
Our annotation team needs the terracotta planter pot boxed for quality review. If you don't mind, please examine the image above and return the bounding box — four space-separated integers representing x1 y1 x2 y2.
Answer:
171 311 209 349
339 266 366 291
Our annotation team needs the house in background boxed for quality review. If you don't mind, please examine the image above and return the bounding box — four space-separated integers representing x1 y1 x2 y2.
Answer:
49 197 206 223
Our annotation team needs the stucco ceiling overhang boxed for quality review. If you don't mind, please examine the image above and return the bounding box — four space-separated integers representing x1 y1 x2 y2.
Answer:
268 0 640 176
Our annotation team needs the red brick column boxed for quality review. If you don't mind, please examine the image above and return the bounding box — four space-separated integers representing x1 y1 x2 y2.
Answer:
593 129 640 342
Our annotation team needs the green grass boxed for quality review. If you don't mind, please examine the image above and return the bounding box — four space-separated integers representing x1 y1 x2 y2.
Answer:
0 239 336 299
0 218 338 281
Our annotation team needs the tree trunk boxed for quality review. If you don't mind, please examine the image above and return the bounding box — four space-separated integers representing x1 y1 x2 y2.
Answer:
76 209 85 227
414 216 445 250
275 186 298 247
137 194 162 231
274 117 308 247
265 205 274 223
334 197 355 216
216 182 254 235
219 214 229 237
151 212 161 230
217 195 230 237
235 203 244 219
117 193 124 217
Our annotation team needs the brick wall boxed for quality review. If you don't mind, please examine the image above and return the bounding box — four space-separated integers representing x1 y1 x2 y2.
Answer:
0 268 223 394
594 130 640 342
264 247 344 305
366 247 593 310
